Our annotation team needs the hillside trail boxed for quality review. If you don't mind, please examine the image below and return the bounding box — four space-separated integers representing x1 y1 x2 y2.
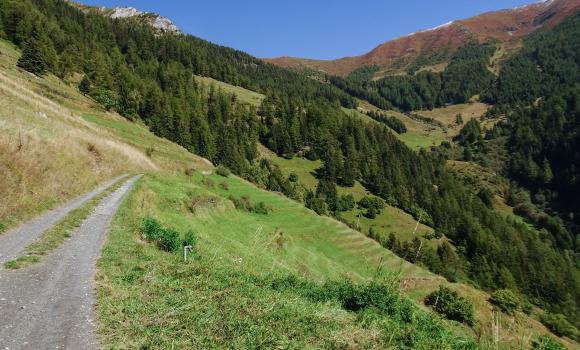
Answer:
0 174 127 265
0 175 141 350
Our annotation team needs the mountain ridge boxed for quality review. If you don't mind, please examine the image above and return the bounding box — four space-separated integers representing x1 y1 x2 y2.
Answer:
66 1 181 33
264 0 580 77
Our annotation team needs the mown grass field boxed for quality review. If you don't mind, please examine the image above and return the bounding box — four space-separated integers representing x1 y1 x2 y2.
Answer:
96 172 574 349
96 173 473 349
258 144 436 245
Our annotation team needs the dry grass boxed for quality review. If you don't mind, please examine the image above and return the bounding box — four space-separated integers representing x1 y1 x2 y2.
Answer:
0 39 210 230
415 102 490 138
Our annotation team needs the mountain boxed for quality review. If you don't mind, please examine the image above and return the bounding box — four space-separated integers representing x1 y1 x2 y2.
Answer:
265 0 580 77
68 2 181 33
1 0 579 347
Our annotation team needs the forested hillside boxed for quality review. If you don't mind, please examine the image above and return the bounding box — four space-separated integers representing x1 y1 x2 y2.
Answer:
1 0 578 340
483 13 580 258
329 44 496 111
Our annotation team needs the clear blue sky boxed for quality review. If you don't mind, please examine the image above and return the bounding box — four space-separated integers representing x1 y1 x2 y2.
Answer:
80 0 540 60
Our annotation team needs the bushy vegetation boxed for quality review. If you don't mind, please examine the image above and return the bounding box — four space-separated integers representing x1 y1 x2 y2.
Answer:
358 196 385 219
533 336 568 350
490 289 521 315
215 165 231 177
366 110 408 134
425 286 475 326
541 313 579 341
141 217 183 253
229 196 272 215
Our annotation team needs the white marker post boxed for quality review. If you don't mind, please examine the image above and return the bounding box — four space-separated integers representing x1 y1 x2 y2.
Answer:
184 245 193 262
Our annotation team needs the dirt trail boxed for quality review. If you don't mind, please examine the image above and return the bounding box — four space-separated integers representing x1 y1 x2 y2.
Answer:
0 175 126 265
0 175 140 349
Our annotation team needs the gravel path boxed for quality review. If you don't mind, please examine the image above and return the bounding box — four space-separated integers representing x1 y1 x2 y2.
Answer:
0 175 126 265
0 175 140 349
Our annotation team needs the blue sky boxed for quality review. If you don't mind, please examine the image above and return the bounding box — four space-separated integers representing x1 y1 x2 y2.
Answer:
80 0 540 60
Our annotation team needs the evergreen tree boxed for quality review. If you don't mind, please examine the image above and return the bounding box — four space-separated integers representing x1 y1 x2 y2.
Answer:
17 29 56 76
79 75 91 95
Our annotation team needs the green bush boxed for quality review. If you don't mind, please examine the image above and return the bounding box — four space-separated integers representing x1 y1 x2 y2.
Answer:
90 87 118 111
183 230 197 248
141 217 181 253
532 336 567 350
142 217 163 241
541 313 579 341
522 300 534 315
157 228 181 253
490 289 521 315
425 286 475 326
253 201 271 215
0 222 6 234
216 165 231 177
229 196 272 215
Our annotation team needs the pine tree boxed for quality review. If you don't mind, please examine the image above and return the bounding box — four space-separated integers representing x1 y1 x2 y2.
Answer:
16 28 57 76
17 38 46 75
79 75 91 95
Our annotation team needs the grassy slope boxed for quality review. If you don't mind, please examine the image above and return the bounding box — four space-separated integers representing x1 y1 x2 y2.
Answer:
415 102 489 137
257 143 437 247
356 101 448 150
0 38 209 230
0 38 574 349
98 172 576 349
194 75 265 107
96 173 465 349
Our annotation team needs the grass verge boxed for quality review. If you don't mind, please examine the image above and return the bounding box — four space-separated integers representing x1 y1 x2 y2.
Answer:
4 176 128 270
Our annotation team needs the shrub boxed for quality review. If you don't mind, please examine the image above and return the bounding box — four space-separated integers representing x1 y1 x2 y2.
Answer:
142 217 163 241
0 222 6 234
522 300 534 315
146 147 155 158
182 230 197 249
157 228 181 253
364 206 377 219
358 196 385 212
141 217 181 253
216 165 231 177
230 195 252 211
490 289 521 315
533 336 567 350
91 87 118 111
425 286 474 326
220 181 230 190
184 168 196 176
229 196 271 214
336 194 355 212
540 313 579 341
253 201 271 215
288 172 299 183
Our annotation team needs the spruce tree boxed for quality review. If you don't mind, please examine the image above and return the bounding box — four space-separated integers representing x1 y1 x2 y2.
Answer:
17 38 47 75
79 75 91 95
17 29 56 76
